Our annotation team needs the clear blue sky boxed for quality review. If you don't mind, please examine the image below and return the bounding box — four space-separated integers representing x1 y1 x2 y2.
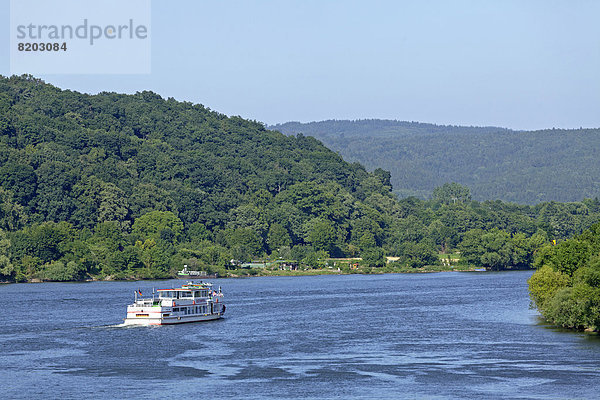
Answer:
1 0 599 130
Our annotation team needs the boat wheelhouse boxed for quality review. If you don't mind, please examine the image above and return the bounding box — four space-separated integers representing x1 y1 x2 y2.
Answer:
123 282 225 326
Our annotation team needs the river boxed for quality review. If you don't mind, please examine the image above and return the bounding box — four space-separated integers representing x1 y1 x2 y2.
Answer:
1 271 599 399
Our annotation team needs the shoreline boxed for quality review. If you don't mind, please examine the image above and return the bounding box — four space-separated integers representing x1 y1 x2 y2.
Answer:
1 265 532 284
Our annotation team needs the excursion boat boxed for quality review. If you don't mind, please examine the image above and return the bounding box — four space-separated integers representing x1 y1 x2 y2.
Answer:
177 265 217 279
123 282 225 326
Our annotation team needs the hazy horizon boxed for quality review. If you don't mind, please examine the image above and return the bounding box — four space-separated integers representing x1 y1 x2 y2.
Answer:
1 0 599 131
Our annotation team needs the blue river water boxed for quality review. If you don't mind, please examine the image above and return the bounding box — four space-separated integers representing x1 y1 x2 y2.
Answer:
1 271 599 399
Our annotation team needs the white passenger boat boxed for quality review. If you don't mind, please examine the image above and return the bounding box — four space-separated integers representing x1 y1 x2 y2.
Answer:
123 282 225 326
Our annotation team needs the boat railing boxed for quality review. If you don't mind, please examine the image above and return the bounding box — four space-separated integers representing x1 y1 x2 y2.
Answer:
135 298 159 306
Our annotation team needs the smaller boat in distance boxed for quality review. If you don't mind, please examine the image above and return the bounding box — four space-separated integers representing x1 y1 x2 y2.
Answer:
123 282 225 326
177 264 217 279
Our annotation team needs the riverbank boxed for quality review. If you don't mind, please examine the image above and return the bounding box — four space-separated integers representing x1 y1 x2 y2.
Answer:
1 264 497 283
226 264 484 277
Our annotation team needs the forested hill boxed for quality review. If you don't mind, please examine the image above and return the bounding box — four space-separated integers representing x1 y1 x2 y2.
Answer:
2 75 600 283
0 75 387 230
0 75 399 281
270 120 600 204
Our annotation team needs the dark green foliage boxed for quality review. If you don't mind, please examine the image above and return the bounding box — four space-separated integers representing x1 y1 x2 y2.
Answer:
40 260 86 281
272 120 600 204
217 227 263 262
550 240 592 276
9 221 74 264
393 241 438 269
131 211 183 242
528 222 600 331
0 163 36 205
1 76 599 282
267 223 292 252
360 247 385 267
432 183 471 205
459 229 540 271
0 75 395 279
305 219 337 252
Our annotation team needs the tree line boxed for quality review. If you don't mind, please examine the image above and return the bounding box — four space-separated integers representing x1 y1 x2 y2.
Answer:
1 76 600 282
528 222 600 331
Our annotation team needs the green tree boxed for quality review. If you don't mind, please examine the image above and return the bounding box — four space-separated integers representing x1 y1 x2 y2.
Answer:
552 240 592 276
219 227 263 262
10 221 74 264
301 249 329 269
132 211 183 242
305 218 336 252
528 265 570 313
361 247 385 267
185 222 212 243
432 183 472 205
134 239 172 278
357 232 377 251
528 222 600 331
459 228 534 270
129 184 178 218
41 260 86 281
267 223 292 252
0 188 27 231
0 229 14 280
395 241 437 268
0 163 37 205
97 182 129 225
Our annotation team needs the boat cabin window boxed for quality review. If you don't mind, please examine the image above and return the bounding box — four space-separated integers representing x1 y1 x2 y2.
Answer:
180 291 193 299
193 291 201 298
159 291 176 299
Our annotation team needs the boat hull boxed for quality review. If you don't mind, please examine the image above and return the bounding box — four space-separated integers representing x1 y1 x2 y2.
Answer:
123 312 223 326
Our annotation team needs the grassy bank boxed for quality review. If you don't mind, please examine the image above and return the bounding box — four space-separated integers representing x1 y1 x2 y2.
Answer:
223 263 485 278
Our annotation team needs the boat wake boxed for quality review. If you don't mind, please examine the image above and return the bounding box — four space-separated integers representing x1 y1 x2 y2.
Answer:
100 323 146 329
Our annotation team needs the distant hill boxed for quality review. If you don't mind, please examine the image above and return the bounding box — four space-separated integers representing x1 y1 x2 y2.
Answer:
270 120 600 204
